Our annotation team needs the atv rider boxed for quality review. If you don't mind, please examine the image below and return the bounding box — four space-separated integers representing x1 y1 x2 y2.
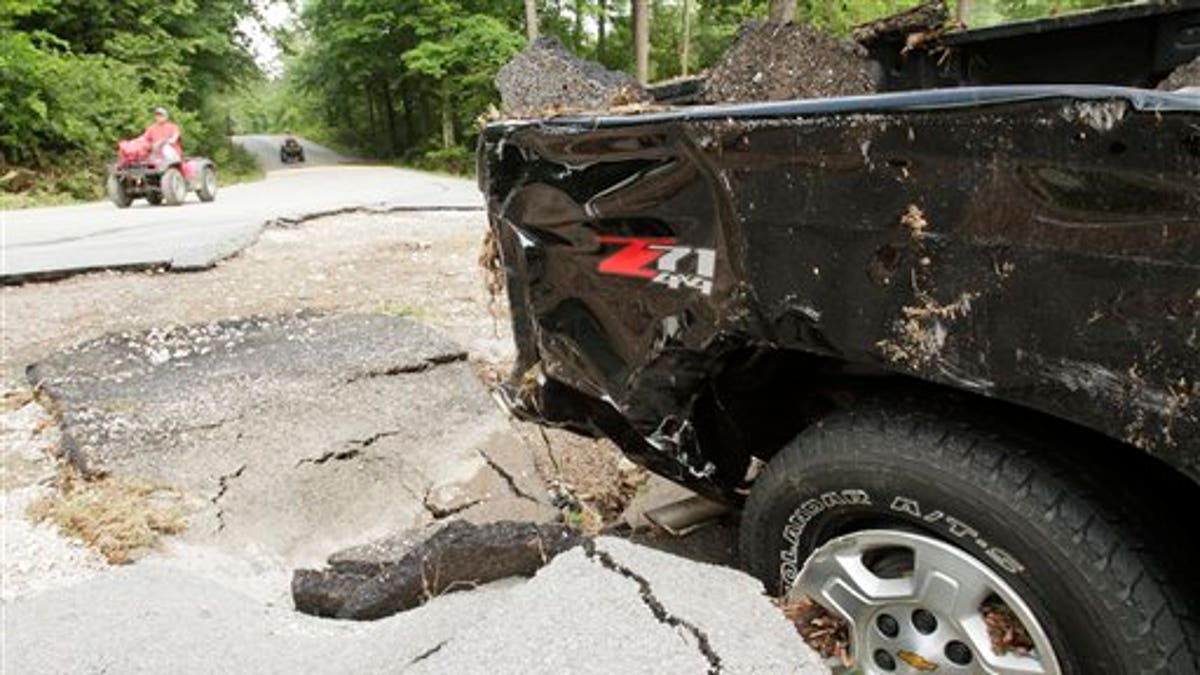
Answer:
142 106 182 163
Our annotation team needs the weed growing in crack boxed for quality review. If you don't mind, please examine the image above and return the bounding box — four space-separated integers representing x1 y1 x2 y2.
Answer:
27 466 187 564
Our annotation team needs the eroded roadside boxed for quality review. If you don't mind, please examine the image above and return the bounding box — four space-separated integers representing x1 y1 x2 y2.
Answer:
3 209 651 581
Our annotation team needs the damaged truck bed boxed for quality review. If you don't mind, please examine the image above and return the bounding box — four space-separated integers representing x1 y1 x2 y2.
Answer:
481 86 1200 498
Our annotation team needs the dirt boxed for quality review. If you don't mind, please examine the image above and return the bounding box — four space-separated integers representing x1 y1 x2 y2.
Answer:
495 36 649 115
701 21 877 104
1158 56 1200 91
4 209 635 539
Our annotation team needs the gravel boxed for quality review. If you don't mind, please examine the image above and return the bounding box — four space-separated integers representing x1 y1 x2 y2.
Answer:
701 21 878 103
3 486 110 601
2 398 110 601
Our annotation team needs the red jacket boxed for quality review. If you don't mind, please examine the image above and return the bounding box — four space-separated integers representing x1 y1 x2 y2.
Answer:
142 121 182 157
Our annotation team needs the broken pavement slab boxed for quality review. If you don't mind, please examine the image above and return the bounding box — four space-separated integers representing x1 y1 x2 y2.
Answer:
404 536 827 674
27 313 558 563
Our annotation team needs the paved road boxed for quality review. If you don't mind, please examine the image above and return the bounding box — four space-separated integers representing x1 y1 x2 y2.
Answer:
1 136 482 281
232 134 346 170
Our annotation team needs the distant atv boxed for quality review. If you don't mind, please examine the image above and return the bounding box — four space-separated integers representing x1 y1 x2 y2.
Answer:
106 138 217 207
280 137 305 164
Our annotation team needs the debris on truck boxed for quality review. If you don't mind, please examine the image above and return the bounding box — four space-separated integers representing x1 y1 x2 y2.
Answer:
700 21 877 103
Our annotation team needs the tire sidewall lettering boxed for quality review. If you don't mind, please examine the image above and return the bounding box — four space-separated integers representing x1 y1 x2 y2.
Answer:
778 489 1026 587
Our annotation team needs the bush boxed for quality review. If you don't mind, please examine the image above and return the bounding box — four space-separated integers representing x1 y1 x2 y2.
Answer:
409 146 475 176
0 32 157 166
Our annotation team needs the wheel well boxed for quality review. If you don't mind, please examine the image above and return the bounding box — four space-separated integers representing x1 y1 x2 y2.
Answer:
694 348 1200 512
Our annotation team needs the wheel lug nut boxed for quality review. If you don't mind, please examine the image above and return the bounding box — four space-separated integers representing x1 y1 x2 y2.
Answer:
876 613 900 638
873 649 896 671
945 640 973 665
912 608 938 634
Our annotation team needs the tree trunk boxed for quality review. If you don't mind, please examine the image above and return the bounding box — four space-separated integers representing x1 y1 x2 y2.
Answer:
769 0 795 24
956 0 970 25
597 0 607 62
680 0 691 76
440 82 456 149
524 0 539 42
574 0 584 50
380 79 399 158
366 86 377 145
633 0 649 84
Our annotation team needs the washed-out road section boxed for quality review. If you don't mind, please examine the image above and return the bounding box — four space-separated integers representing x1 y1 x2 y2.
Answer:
1 136 481 281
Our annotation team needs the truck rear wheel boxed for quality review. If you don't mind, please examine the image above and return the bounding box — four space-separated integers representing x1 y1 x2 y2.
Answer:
160 167 186 206
740 405 1198 674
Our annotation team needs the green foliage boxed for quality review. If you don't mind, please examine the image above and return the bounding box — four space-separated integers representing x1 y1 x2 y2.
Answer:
964 0 1128 27
0 0 261 199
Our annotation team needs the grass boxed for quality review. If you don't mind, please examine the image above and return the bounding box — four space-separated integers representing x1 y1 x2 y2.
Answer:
27 467 187 564
375 302 432 319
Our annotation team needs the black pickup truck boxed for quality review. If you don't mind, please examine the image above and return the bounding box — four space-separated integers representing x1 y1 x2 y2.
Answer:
480 4 1200 673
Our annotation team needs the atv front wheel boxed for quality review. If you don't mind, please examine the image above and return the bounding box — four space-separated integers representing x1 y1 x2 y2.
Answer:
197 166 217 202
106 174 131 208
160 167 186 206
740 405 1199 673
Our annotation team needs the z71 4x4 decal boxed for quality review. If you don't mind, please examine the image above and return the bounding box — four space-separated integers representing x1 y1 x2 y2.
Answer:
596 236 715 296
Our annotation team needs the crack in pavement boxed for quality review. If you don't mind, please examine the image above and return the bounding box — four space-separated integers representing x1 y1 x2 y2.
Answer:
295 448 362 467
295 430 404 467
421 487 482 520
211 463 247 532
406 639 449 666
477 449 541 504
582 541 723 674
350 429 403 449
343 352 469 384
268 204 484 230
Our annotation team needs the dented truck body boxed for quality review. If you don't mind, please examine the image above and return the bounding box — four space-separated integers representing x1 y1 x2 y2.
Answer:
480 85 1200 501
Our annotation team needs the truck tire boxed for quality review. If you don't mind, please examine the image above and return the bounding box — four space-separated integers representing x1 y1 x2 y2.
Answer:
160 167 186 206
740 405 1198 674
106 174 131 208
197 166 217 202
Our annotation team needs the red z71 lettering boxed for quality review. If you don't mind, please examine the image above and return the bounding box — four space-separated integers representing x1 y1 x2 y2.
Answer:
597 236 717 296
596 236 675 279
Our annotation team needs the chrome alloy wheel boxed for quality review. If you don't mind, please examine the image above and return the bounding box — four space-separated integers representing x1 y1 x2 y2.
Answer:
792 530 1061 674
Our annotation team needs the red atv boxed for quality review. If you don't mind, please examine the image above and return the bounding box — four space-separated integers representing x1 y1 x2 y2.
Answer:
106 137 217 207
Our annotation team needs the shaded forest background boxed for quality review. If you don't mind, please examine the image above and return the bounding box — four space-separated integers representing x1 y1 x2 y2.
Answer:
1 0 1129 202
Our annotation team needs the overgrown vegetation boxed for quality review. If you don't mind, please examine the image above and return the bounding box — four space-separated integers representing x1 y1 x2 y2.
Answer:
0 0 264 206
